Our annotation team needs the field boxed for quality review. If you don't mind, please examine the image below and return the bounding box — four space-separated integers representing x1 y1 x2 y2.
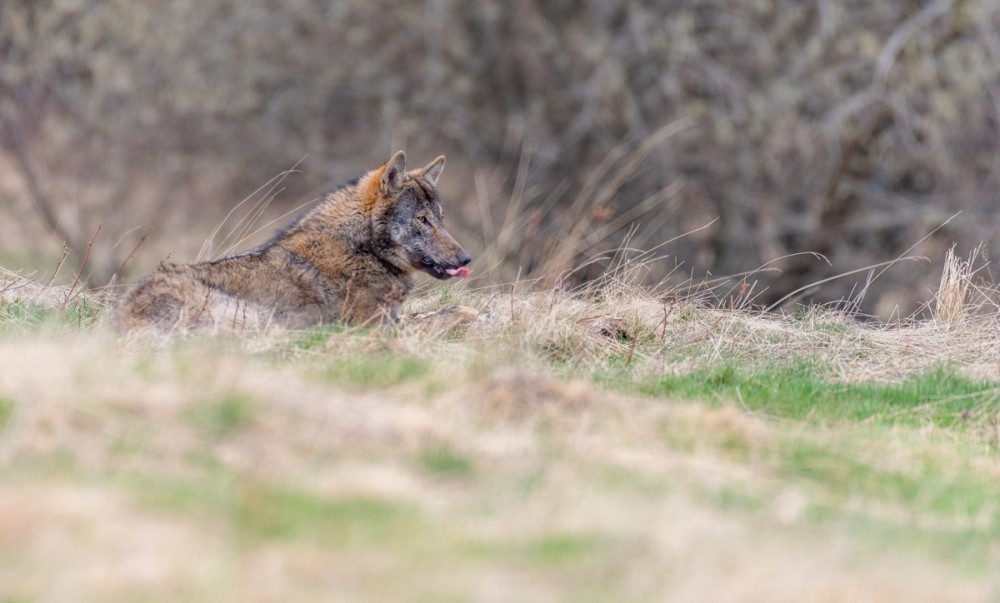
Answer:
1 259 998 603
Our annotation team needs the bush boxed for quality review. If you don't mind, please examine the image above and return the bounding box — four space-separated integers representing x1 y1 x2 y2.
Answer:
1 1 995 317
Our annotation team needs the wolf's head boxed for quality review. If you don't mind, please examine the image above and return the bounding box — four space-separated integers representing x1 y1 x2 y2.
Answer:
367 150 472 280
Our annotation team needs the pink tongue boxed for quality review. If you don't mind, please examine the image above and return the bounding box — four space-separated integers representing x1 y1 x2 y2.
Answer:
445 267 471 278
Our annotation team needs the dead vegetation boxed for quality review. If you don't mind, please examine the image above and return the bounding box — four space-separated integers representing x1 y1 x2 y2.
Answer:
3 244 1000 383
1 248 999 601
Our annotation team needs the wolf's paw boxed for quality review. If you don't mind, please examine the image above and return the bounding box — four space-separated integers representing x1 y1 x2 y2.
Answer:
402 305 479 332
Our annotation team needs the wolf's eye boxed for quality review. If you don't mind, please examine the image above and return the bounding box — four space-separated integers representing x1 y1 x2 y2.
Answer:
418 215 430 225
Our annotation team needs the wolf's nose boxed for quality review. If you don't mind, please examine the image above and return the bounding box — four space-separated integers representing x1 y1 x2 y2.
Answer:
457 251 472 266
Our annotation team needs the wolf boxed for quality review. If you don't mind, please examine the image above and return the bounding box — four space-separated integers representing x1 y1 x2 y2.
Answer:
117 151 472 332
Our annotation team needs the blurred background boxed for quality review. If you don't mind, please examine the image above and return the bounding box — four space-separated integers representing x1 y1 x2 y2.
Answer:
1 0 998 318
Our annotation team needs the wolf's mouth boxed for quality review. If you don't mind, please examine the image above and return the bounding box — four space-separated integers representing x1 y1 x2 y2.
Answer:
420 258 471 280
444 267 470 277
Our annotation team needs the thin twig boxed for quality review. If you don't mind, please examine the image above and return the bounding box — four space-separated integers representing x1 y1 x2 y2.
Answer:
63 223 102 308
659 297 678 347
340 272 357 323
625 326 638 367
192 289 213 327
43 244 69 289
510 266 522 323
113 225 153 280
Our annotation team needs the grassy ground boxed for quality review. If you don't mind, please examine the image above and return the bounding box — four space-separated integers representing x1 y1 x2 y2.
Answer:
0 263 998 602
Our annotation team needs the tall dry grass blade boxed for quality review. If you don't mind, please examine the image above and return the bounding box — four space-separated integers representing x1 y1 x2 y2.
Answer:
198 160 304 260
932 244 986 326
538 118 695 276
765 257 926 313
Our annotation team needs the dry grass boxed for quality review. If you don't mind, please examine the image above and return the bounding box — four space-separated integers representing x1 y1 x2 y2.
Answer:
0 258 999 602
0 338 993 602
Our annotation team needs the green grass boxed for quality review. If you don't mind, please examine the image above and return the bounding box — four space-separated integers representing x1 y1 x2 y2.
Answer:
235 484 418 542
462 532 610 565
288 322 352 350
0 298 104 330
130 471 421 544
0 396 13 429
418 444 475 479
319 352 430 389
635 364 998 427
0 300 50 328
779 436 998 516
187 393 258 437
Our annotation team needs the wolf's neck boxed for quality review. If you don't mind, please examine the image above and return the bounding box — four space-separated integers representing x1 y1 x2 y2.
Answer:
275 209 408 283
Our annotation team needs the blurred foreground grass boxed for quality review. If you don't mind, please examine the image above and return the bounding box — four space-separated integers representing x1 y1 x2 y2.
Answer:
0 271 998 602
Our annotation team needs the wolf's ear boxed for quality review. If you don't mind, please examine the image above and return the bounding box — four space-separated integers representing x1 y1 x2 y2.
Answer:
418 155 446 186
380 150 407 196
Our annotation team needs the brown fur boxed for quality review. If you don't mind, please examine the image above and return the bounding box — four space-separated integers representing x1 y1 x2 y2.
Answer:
117 151 472 332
